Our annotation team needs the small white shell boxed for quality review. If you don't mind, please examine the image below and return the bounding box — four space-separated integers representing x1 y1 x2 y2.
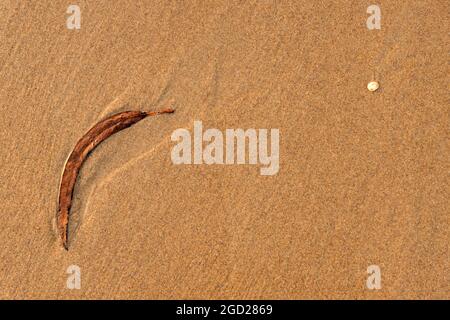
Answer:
367 81 380 92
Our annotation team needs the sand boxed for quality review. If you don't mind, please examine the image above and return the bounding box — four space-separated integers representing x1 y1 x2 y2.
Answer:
0 1 448 299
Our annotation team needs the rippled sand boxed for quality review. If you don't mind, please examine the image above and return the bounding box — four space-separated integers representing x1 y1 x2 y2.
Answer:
0 1 447 299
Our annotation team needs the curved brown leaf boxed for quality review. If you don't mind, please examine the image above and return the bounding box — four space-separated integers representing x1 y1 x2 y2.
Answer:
57 108 174 250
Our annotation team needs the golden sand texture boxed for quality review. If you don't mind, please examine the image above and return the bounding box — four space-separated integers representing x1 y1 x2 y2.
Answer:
0 1 448 299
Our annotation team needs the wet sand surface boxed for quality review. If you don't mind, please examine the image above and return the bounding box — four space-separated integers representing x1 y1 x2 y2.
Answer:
0 1 448 299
